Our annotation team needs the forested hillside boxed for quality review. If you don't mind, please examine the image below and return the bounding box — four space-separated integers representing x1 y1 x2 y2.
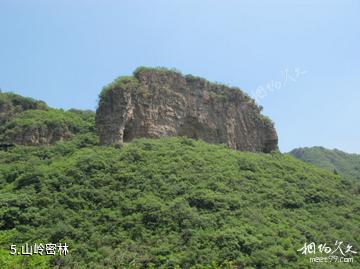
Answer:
0 93 359 268
0 137 359 268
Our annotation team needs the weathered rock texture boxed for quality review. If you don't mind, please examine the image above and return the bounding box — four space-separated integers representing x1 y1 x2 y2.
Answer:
5 124 75 146
96 67 278 152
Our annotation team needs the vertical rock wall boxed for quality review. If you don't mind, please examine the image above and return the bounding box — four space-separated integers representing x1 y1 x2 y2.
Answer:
96 68 278 152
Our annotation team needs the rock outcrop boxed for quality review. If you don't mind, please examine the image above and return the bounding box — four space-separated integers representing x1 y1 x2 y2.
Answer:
4 122 74 146
0 92 48 124
0 92 95 145
96 67 278 152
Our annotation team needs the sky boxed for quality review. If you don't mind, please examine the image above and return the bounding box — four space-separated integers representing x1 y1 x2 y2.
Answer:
0 0 359 153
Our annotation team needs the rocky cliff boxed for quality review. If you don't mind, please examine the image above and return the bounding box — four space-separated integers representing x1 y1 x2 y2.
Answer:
96 67 278 152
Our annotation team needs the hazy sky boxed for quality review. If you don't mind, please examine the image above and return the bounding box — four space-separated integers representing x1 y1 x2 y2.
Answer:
1 0 359 153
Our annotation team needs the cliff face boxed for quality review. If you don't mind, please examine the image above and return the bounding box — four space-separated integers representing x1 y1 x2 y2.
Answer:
96 67 278 152
5 124 74 145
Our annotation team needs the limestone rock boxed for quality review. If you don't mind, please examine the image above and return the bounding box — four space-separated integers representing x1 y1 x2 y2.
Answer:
4 124 74 146
96 67 278 153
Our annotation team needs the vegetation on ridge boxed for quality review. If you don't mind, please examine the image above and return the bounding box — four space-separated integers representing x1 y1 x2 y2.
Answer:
0 92 48 125
0 137 359 268
0 92 95 145
289 146 360 181
98 67 273 128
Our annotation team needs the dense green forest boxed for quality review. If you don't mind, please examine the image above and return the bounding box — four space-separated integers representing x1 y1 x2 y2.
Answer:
289 147 360 181
0 93 360 268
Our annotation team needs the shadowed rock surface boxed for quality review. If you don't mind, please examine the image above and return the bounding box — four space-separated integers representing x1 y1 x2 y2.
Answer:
96 67 278 152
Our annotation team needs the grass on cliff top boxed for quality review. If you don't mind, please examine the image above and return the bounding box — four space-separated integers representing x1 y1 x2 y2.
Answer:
99 67 182 100
100 66 250 100
98 67 265 119
0 136 359 269
0 92 48 111
0 91 95 144
0 92 48 125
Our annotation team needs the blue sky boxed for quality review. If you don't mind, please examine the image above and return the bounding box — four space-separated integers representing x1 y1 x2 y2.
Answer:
1 0 359 153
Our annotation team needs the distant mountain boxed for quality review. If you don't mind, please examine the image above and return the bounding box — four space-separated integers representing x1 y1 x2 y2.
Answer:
289 146 360 180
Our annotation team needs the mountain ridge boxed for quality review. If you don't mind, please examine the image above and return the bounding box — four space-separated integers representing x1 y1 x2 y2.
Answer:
0 84 359 268
289 146 360 180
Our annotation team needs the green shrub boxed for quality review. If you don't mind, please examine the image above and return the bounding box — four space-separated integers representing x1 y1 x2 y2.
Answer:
0 138 359 268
